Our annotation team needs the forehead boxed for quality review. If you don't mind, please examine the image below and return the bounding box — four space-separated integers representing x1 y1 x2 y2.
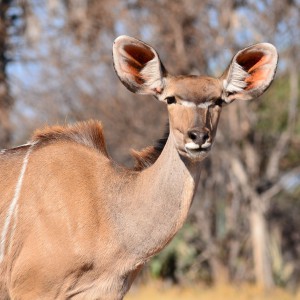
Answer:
167 75 222 104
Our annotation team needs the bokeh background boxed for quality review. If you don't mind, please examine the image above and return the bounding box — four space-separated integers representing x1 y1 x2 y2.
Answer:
1 0 300 298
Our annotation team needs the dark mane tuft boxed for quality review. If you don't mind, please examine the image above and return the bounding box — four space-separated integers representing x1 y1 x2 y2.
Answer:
31 120 109 157
131 124 169 171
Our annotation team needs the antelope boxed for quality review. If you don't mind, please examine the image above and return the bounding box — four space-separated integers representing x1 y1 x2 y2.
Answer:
0 36 277 299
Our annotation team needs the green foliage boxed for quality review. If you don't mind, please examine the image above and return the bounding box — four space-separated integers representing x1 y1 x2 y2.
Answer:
256 74 300 135
257 76 288 133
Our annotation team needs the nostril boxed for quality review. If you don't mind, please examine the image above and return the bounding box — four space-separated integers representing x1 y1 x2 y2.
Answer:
202 133 209 143
187 129 210 145
188 130 198 141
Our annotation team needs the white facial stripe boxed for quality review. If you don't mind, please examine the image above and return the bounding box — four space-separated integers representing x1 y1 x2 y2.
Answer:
198 101 213 109
0 145 34 262
181 101 196 108
180 100 213 109
185 142 200 150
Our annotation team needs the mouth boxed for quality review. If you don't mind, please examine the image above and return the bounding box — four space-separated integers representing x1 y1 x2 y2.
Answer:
184 141 212 158
185 141 211 151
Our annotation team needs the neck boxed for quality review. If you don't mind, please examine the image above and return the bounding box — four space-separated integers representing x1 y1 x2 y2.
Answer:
109 132 202 260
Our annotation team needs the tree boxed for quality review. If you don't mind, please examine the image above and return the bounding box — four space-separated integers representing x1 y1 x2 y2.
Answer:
0 0 13 147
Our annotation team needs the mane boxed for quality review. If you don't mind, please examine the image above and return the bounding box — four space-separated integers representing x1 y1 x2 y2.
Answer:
131 124 169 171
30 120 169 171
31 120 109 158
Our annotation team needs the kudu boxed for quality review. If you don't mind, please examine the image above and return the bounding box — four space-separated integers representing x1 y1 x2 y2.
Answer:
0 36 277 299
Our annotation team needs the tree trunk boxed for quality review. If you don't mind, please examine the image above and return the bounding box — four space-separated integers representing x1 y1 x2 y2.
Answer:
250 195 274 289
0 0 13 147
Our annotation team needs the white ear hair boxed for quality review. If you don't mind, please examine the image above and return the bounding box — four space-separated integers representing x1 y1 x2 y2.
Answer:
223 61 249 95
140 57 165 93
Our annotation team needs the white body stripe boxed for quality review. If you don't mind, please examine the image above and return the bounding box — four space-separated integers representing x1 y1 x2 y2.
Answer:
0 145 33 262
0 142 36 155
7 204 19 255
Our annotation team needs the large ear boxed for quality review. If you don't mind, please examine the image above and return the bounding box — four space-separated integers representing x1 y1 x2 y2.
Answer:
113 35 167 96
221 43 278 103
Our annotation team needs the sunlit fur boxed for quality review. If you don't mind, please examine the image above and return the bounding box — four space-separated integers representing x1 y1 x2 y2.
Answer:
0 36 278 299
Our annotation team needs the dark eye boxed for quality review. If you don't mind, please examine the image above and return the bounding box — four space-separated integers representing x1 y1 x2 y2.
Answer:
215 98 225 107
166 96 176 105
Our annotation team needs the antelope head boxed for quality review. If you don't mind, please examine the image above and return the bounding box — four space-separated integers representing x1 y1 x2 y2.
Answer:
113 36 278 161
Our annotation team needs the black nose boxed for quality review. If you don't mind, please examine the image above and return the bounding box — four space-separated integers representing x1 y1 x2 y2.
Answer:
187 129 209 144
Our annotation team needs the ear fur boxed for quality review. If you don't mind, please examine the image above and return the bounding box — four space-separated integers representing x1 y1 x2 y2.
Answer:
113 35 167 96
221 43 278 102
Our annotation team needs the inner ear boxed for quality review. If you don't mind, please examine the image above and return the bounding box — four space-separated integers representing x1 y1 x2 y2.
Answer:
120 44 155 85
113 36 167 95
123 44 155 67
221 43 278 102
236 51 270 90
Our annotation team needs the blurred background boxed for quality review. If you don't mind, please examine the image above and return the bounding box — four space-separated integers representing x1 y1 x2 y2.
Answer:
1 0 300 298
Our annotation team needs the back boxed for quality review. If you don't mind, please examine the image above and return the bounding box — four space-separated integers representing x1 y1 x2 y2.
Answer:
0 122 122 298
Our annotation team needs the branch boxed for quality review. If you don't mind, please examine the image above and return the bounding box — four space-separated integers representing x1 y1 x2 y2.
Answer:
262 166 300 203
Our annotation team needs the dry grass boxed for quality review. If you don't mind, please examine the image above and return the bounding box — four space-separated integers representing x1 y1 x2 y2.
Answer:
126 282 300 300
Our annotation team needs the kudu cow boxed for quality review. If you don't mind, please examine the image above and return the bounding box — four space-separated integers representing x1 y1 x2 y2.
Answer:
0 36 277 299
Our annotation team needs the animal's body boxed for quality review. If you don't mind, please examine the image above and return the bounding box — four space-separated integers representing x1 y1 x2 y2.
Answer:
0 36 277 299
